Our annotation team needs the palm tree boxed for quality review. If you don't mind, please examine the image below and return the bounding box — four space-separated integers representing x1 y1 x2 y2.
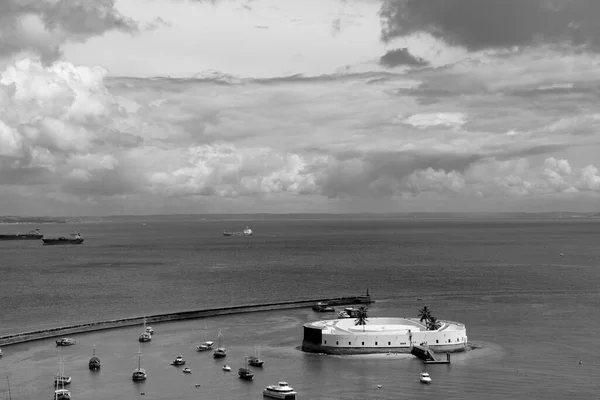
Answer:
427 316 441 331
418 306 432 325
354 306 368 332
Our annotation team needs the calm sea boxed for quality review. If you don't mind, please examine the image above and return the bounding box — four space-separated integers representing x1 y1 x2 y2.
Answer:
0 217 599 399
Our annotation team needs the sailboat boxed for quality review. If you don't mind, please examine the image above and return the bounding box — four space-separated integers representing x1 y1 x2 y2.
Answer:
138 317 152 342
196 323 214 351
88 345 101 371
238 356 254 380
54 358 71 400
132 349 147 381
54 358 72 386
213 330 226 358
248 346 264 367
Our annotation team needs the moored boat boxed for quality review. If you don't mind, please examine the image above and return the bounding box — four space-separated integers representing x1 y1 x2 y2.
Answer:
238 357 254 380
170 355 186 366
182 367 192 374
213 330 226 358
248 346 264 367
222 364 231 372
0 229 43 240
132 350 147 381
263 381 297 399
138 317 152 342
420 371 432 384
55 338 76 346
43 233 83 246
54 388 71 400
197 341 214 351
88 345 101 371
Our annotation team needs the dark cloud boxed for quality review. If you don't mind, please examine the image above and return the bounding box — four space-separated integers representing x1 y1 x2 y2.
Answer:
380 0 600 50
380 47 428 67
0 0 138 62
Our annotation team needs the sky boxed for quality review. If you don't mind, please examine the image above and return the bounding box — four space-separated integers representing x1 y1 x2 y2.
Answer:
0 0 599 216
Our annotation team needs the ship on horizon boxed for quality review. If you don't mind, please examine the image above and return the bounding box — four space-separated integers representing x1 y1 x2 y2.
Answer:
42 233 84 245
0 229 43 241
223 226 253 237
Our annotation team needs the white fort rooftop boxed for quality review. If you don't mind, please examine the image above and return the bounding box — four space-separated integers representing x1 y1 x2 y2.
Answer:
302 317 467 355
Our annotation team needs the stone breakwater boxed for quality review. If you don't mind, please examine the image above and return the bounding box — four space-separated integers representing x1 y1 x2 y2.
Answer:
0 295 372 347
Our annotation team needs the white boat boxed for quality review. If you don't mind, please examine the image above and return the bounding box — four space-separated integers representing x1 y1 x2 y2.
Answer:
54 375 71 385
222 365 231 372
337 311 350 318
197 341 214 351
145 325 154 335
54 388 71 400
171 355 186 366
182 367 192 374
213 330 226 358
132 350 147 381
138 317 152 342
263 381 298 399
243 226 253 236
55 338 76 346
54 359 71 400
420 371 432 384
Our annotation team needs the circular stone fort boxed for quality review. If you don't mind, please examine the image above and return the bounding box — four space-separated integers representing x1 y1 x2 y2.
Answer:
302 317 467 355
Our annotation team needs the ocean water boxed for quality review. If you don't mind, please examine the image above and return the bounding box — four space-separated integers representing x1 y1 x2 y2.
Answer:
0 217 599 399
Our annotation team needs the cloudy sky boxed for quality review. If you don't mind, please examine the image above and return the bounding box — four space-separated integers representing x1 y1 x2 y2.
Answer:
1 0 599 216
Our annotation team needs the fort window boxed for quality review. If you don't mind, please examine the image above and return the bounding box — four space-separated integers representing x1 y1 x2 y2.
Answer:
336 341 338 345
348 342 351 345
324 341 326 344
436 340 439 343
388 342 391 345
375 342 378 345
362 342 364 345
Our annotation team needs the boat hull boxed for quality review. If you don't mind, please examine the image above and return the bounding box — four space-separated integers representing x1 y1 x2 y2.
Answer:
0 234 43 240
43 239 84 245
263 390 297 399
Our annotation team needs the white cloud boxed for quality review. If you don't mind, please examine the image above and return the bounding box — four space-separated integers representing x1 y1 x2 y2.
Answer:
403 112 468 129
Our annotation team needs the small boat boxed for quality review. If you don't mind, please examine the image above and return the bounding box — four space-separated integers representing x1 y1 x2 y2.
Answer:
337 311 350 318
420 371 432 384
132 350 147 381
54 388 71 400
55 338 76 346
248 346 264 367
171 355 186 366
88 345 101 371
222 365 231 372
213 330 226 358
196 341 214 351
0 229 43 241
54 375 72 385
138 317 152 343
145 326 154 335
238 357 254 380
263 381 298 399
42 233 84 245
312 302 335 312
182 367 192 374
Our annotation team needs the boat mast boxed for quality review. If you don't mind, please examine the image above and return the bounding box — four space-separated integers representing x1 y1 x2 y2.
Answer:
6 376 11 400
137 349 142 371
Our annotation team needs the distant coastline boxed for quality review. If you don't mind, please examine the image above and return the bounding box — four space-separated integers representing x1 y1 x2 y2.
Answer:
0 216 71 224
1 212 598 224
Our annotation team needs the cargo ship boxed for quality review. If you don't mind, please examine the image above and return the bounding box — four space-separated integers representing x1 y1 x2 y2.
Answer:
42 233 84 245
0 229 43 240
